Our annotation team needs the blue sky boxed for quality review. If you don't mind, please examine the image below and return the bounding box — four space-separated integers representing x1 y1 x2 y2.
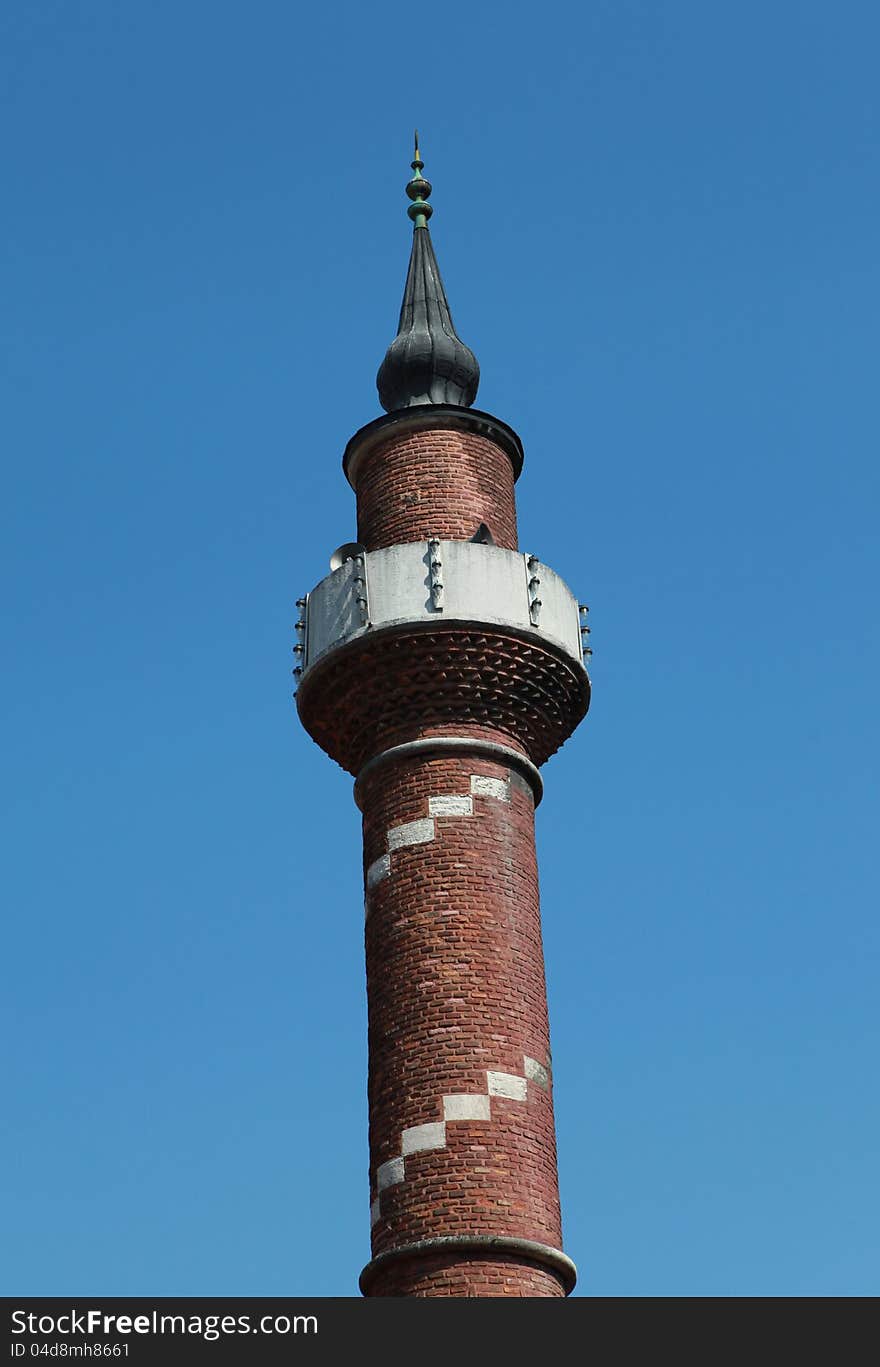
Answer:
2 0 878 1296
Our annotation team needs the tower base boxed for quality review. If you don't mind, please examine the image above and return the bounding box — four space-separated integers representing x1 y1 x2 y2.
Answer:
360 1236 576 1297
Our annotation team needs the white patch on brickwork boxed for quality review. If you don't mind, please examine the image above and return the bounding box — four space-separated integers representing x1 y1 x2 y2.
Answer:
524 1055 550 1090
377 1156 405 1191
428 795 473 818
370 1056 549 1225
387 817 435 851
373 786 486 897
470 775 510 802
366 853 391 888
487 1070 528 1101
401 1121 446 1155
443 1093 491 1122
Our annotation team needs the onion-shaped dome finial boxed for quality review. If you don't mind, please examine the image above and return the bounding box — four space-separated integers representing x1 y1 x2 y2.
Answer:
376 134 480 412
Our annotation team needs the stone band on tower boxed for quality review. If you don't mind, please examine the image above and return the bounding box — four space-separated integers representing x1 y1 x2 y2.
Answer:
296 138 590 1297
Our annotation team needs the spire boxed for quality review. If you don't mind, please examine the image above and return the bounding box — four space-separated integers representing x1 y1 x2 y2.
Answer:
376 135 480 413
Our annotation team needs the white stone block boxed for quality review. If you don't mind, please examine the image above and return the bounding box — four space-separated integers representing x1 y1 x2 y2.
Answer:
487 1070 528 1101
370 1197 381 1227
524 1055 550 1090
366 853 391 888
387 818 435 851
443 1093 491 1122
401 1121 446 1155
470 775 510 802
428 795 473 818
376 1156 405 1191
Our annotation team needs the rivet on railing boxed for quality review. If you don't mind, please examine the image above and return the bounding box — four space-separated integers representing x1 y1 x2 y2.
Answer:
526 554 542 626
428 537 444 610
349 555 370 625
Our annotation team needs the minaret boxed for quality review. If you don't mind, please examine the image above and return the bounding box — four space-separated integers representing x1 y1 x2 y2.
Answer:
296 138 590 1297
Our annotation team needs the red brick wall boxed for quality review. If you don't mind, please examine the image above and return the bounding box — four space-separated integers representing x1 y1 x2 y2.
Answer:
296 626 590 776
371 1255 565 1298
353 427 518 551
360 750 566 1297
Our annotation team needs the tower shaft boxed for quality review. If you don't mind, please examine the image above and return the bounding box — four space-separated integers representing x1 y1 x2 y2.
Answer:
359 746 568 1296
349 416 519 551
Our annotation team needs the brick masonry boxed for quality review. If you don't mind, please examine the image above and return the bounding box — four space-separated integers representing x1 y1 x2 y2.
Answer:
298 403 588 1295
369 1255 565 1299
359 750 566 1296
295 627 589 775
353 427 518 552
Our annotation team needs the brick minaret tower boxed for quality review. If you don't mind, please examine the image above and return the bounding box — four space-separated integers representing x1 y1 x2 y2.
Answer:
296 139 591 1297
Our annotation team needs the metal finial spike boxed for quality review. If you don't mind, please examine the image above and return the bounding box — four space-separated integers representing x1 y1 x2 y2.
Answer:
406 130 432 225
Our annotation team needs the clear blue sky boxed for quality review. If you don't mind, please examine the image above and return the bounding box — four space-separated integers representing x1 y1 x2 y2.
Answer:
3 0 878 1297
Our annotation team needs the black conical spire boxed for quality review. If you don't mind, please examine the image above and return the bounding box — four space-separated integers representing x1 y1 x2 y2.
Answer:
377 135 480 413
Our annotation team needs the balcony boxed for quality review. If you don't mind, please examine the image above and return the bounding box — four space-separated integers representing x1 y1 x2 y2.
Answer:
298 540 587 678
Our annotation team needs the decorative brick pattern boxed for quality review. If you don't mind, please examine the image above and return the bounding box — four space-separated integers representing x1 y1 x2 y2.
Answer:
296 624 589 776
364 772 510 917
370 1055 551 1224
353 427 519 553
359 750 566 1295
